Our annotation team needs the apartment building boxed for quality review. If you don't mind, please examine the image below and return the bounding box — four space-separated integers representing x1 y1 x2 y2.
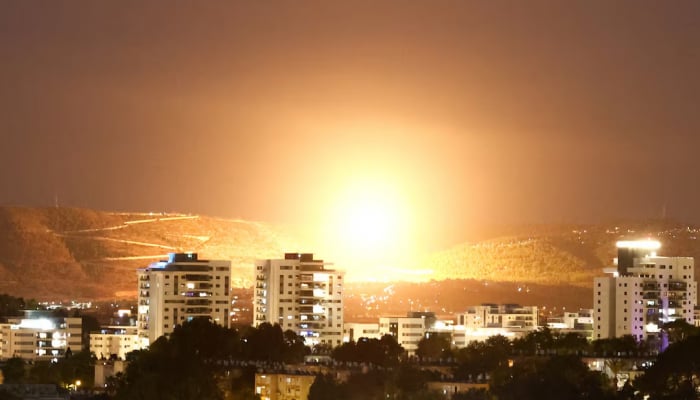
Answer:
137 253 231 345
594 240 697 344
90 326 142 360
0 312 81 360
459 304 538 331
254 253 344 347
379 312 436 354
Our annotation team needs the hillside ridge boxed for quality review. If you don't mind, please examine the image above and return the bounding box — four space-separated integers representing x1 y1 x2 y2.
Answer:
1 206 699 301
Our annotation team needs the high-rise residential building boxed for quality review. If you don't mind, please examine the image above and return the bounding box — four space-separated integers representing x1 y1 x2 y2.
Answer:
593 240 697 344
137 253 230 345
253 253 344 347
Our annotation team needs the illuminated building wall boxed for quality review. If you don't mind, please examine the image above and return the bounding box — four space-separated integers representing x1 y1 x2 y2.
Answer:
343 322 381 343
254 373 316 400
459 304 538 331
379 313 433 354
253 253 344 347
137 253 231 345
0 315 81 360
90 326 142 360
593 240 697 344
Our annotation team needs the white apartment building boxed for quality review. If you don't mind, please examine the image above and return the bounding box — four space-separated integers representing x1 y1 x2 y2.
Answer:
90 326 142 360
137 253 231 345
253 253 344 347
0 312 81 360
379 312 436 354
459 304 539 331
343 322 382 343
594 240 697 343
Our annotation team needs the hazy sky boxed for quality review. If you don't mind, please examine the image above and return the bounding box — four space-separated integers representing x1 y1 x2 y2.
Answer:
2 1 700 259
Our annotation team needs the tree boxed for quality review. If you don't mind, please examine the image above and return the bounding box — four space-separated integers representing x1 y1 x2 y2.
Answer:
553 332 588 355
308 374 346 400
243 323 285 362
512 327 555 355
333 335 404 367
490 355 615 400
635 334 700 398
282 329 309 363
591 335 638 357
663 318 700 345
416 333 452 362
1 357 26 383
112 319 234 400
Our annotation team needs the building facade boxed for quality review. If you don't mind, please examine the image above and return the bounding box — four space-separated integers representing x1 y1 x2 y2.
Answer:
254 373 316 400
594 240 697 344
137 253 231 345
254 253 344 347
459 304 538 331
379 312 436 355
0 312 81 360
90 326 142 360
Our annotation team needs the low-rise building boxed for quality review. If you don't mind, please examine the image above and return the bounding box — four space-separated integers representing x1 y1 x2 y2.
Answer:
254 373 316 400
90 326 142 360
343 322 381 343
0 312 81 360
459 304 538 331
379 312 436 355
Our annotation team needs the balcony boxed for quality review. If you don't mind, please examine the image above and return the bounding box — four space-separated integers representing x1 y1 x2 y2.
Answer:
642 283 660 291
186 299 210 306
184 274 211 281
298 290 314 298
185 307 212 314
669 281 688 291
298 322 325 329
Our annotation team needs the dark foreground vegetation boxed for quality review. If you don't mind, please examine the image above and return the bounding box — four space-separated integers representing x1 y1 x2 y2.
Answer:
4 319 700 400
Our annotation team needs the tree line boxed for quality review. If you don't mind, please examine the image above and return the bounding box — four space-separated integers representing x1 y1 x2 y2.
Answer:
4 318 700 399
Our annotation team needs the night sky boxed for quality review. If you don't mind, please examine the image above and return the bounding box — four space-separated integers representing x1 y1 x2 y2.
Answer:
2 1 700 259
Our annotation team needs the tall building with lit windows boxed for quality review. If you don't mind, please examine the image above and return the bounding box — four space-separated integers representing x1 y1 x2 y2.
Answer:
253 253 344 347
137 253 230 345
593 240 697 345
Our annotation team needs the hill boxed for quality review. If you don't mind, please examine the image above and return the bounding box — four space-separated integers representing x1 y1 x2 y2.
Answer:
1 206 700 306
424 221 700 287
0 206 295 299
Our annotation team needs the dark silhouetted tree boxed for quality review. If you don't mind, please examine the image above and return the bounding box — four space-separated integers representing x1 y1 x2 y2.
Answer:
416 333 452 362
1 357 26 383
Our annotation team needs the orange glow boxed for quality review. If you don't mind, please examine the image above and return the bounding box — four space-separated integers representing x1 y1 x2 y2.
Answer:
328 180 409 262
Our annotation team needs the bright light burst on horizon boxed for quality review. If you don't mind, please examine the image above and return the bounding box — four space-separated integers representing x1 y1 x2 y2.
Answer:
319 178 418 279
